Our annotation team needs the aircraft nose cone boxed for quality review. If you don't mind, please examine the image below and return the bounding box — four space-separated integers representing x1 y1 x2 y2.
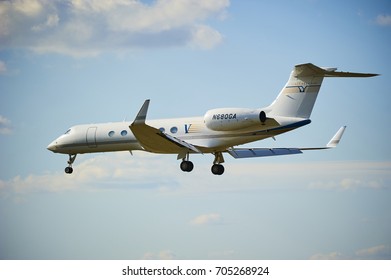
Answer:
47 141 57 152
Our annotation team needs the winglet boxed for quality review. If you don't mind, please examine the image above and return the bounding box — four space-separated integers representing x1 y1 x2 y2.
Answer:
129 99 203 154
132 99 150 125
298 126 347 151
326 126 346 148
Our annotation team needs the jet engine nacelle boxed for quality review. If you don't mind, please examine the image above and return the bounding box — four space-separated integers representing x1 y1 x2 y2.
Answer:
204 108 267 131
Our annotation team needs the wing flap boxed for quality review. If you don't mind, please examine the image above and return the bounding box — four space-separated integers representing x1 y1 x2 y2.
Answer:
161 132 202 153
228 148 302 158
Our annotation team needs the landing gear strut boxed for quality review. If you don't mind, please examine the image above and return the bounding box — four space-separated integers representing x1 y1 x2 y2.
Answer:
180 153 194 172
211 152 225 175
65 154 77 174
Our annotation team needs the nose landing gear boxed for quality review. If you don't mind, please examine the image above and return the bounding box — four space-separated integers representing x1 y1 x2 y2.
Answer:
65 154 77 174
65 166 73 174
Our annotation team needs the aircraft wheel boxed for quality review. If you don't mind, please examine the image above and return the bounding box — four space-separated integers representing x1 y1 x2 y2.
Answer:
65 166 73 174
180 161 194 172
211 164 224 175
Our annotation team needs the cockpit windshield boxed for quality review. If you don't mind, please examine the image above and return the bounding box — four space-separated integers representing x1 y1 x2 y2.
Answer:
64 129 71 135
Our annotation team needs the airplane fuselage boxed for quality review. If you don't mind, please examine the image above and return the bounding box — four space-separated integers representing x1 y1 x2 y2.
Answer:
47 116 308 155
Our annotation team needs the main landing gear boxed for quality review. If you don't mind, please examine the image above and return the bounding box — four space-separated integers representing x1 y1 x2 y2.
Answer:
180 160 194 172
179 152 225 175
180 153 194 172
211 152 225 175
65 154 77 174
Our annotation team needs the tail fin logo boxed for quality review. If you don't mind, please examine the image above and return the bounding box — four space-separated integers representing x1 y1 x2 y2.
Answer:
286 85 308 92
285 84 321 93
298 86 307 92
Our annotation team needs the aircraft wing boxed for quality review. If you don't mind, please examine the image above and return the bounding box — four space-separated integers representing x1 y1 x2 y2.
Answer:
228 126 346 159
130 100 202 154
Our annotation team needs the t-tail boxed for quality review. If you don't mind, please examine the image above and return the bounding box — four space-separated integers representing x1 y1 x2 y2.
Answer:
267 63 378 119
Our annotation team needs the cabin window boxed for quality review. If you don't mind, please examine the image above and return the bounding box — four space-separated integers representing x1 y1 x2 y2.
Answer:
159 127 165 133
121 130 127 136
108 131 115 137
170 126 178 134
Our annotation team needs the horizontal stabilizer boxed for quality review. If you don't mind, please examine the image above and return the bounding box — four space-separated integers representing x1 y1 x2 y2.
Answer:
295 63 378 78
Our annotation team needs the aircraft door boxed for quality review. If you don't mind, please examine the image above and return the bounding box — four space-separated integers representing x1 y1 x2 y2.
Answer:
86 127 97 148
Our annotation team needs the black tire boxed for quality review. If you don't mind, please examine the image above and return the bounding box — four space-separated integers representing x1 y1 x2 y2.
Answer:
186 161 194 172
180 161 194 172
211 164 224 175
65 167 73 174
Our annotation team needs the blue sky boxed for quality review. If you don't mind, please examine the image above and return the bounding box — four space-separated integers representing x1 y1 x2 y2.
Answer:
1 0 390 260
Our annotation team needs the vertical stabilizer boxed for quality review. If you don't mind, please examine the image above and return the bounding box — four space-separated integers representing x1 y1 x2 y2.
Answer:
267 63 378 119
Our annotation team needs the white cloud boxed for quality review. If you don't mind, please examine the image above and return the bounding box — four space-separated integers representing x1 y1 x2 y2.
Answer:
190 213 222 226
0 152 181 199
309 177 385 191
191 24 223 49
31 13 59 31
12 0 44 17
0 115 12 134
0 60 6 74
355 244 391 259
1 153 390 201
143 250 176 260
0 0 230 56
310 251 345 260
306 161 391 191
208 249 236 259
310 244 391 260
376 14 391 26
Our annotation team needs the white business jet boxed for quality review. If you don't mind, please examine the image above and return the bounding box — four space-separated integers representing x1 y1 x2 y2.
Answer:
47 63 377 175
